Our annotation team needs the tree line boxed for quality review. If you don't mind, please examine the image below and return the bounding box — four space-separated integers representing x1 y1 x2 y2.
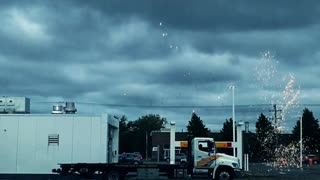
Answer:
119 108 320 162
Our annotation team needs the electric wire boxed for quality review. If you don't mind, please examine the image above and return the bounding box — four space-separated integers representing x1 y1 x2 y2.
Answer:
32 101 320 109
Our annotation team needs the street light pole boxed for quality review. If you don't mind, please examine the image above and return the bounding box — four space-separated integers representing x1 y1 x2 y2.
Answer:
300 116 302 169
229 85 236 157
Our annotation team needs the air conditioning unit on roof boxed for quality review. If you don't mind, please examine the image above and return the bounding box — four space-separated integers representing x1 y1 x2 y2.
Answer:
0 96 30 114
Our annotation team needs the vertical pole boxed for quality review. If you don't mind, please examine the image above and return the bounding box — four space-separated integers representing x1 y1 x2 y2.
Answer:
274 104 277 128
146 131 148 160
300 116 303 169
230 86 236 157
237 122 243 169
232 87 235 157
170 121 176 164
157 145 160 163
244 154 246 171
246 154 249 171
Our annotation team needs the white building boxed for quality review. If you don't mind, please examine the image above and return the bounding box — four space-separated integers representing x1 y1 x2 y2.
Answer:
0 97 119 174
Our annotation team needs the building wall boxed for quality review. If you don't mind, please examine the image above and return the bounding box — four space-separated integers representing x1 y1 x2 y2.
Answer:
0 114 118 173
151 131 188 160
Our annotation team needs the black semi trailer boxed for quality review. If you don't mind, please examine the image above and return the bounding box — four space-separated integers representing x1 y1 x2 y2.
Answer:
52 138 240 180
52 163 189 179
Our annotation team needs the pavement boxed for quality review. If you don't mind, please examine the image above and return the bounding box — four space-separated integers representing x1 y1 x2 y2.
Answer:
126 162 320 179
237 163 320 179
1 163 319 179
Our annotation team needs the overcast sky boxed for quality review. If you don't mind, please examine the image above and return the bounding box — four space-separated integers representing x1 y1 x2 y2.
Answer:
1 0 320 132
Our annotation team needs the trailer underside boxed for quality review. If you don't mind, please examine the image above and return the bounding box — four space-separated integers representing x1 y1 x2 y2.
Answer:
52 163 190 179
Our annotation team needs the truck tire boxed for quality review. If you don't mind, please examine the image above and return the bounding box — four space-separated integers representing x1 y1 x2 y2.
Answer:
215 168 233 180
107 171 120 180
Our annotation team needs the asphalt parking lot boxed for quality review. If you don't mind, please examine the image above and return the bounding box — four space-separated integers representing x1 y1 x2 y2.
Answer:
1 163 319 179
237 163 320 180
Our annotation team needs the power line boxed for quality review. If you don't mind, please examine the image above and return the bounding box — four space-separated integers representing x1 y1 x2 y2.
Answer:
32 101 320 109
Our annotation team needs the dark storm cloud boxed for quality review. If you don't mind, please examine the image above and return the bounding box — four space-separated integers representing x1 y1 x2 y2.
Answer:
189 26 320 66
0 60 98 97
0 1 173 64
94 0 320 31
1 0 319 132
147 63 241 86
75 0 320 66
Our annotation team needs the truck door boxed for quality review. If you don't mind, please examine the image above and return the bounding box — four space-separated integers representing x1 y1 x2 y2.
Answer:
194 140 216 168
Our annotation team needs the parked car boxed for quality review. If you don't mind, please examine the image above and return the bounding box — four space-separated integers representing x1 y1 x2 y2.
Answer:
119 153 143 164
164 153 187 164
304 154 320 164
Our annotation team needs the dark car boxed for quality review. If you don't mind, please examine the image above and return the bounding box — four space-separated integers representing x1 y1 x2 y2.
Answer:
119 153 143 164
304 154 320 164
165 153 187 164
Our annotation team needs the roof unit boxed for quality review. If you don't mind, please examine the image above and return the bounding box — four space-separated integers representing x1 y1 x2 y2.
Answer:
0 97 30 114
64 102 77 114
51 104 64 114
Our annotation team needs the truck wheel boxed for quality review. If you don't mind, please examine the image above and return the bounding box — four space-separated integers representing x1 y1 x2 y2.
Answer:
216 169 233 180
107 171 120 180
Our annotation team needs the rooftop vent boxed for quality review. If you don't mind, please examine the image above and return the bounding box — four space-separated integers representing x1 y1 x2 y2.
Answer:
64 102 77 114
51 104 64 114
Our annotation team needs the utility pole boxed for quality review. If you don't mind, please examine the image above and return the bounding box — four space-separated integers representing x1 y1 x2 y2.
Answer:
269 104 282 132
229 86 236 157
269 104 282 150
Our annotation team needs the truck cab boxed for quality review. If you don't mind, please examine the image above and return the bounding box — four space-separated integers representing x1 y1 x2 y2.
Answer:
191 137 240 179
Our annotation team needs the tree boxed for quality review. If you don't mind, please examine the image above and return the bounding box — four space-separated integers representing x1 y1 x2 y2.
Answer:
119 115 134 153
220 118 235 141
119 115 128 132
131 114 167 159
187 112 209 138
219 118 237 156
292 108 320 152
255 113 276 162
134 114 167 133
118 114 166 157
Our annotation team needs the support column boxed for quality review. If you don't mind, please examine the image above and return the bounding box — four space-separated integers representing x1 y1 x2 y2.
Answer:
237 121 244 169
170 121 176 164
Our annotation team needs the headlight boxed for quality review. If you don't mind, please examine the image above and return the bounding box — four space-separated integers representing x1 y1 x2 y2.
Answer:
232 163 239 168
232 158 240 168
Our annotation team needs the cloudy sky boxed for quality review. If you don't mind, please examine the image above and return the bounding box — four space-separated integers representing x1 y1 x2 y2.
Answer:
1 0 320 132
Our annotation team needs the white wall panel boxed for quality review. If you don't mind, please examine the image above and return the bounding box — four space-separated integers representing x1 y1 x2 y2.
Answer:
0 114 117 174
0 116 18 173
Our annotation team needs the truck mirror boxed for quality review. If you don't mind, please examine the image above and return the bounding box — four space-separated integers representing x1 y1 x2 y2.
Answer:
208 141 213 150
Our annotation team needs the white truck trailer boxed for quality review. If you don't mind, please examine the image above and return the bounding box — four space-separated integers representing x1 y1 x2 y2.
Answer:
0 111 119 174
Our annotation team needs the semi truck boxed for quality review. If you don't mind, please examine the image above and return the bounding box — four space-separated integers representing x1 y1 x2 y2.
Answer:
52 137 240 180
0 97 240 179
